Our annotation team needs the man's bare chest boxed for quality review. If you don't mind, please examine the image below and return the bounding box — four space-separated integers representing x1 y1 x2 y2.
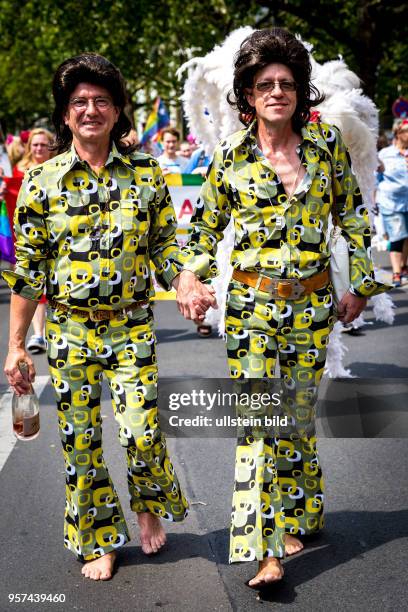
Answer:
263 153 306 197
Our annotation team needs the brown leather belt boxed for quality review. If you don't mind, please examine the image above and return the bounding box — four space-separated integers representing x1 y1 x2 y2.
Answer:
232 269 329 299
48 298 149 321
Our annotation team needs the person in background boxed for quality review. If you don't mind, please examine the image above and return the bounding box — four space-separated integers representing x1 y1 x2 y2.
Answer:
15 128 54 176
157 127 187 174
5 135 24 171
186 132 199 152
15 128 55 353
375 132 389 182
177 141 192 159
183 145 211 176
376 118 408 287
377 131 389 153
0 139 12 176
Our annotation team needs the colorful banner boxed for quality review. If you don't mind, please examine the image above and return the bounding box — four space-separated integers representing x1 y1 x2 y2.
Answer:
153 174 204 300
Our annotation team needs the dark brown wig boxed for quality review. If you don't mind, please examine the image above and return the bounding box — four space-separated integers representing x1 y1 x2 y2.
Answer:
51 53 135 154
227 28 324 132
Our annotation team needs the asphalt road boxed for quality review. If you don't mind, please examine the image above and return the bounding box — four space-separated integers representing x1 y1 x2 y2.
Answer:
0 253 407 612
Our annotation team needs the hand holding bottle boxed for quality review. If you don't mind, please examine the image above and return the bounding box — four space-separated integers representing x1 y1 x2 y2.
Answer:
4 347 35 396
11 361 40 441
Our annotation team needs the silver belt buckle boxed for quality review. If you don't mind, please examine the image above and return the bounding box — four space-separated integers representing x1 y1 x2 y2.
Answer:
289 279 305 299
256 274 277 295
269 279 280 299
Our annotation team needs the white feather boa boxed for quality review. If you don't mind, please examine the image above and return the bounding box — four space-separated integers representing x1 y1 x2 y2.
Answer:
178 28 395 377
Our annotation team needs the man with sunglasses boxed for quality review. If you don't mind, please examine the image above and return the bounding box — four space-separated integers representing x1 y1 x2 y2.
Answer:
176 28 389 588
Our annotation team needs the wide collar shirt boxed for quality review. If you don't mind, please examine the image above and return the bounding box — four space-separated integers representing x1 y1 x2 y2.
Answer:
180 121 387 297
2 143 181 309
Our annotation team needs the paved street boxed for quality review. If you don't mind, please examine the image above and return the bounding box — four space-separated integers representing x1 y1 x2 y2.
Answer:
0 253 407 612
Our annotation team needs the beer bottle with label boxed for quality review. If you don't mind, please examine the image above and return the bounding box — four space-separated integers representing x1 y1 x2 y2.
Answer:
11 361 40 441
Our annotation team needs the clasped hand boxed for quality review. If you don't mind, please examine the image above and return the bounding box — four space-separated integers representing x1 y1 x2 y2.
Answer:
336 291 367 324
173 270 218 322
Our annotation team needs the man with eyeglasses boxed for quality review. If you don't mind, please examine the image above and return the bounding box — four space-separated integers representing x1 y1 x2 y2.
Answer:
176 28 389 588
2 53 191 580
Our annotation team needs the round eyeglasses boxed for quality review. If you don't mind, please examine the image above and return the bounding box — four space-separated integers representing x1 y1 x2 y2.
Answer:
69 97 113 111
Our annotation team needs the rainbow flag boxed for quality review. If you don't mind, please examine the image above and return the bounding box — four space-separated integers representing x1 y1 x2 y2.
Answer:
140 97 170 145
0 199 15 263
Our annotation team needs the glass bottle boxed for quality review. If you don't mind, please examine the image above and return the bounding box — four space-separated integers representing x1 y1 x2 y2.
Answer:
11 361 40 441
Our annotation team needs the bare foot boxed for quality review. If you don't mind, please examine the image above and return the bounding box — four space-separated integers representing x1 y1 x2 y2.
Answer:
81 551 116 581
247 558 284 588
284 533 304 556
137 512 166 554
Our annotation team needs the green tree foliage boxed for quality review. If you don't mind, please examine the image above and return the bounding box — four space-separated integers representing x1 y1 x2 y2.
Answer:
0 0 259 131
0 0 406 131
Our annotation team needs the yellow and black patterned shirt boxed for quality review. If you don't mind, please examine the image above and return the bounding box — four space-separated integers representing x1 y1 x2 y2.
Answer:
2 143 181 309
181 122 388 297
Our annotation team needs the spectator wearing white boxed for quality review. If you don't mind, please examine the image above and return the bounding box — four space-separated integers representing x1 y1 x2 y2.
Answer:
376 119 408 287
157 128 188 174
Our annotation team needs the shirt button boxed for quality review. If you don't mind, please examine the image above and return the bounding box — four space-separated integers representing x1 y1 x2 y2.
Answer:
98 177 104 184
